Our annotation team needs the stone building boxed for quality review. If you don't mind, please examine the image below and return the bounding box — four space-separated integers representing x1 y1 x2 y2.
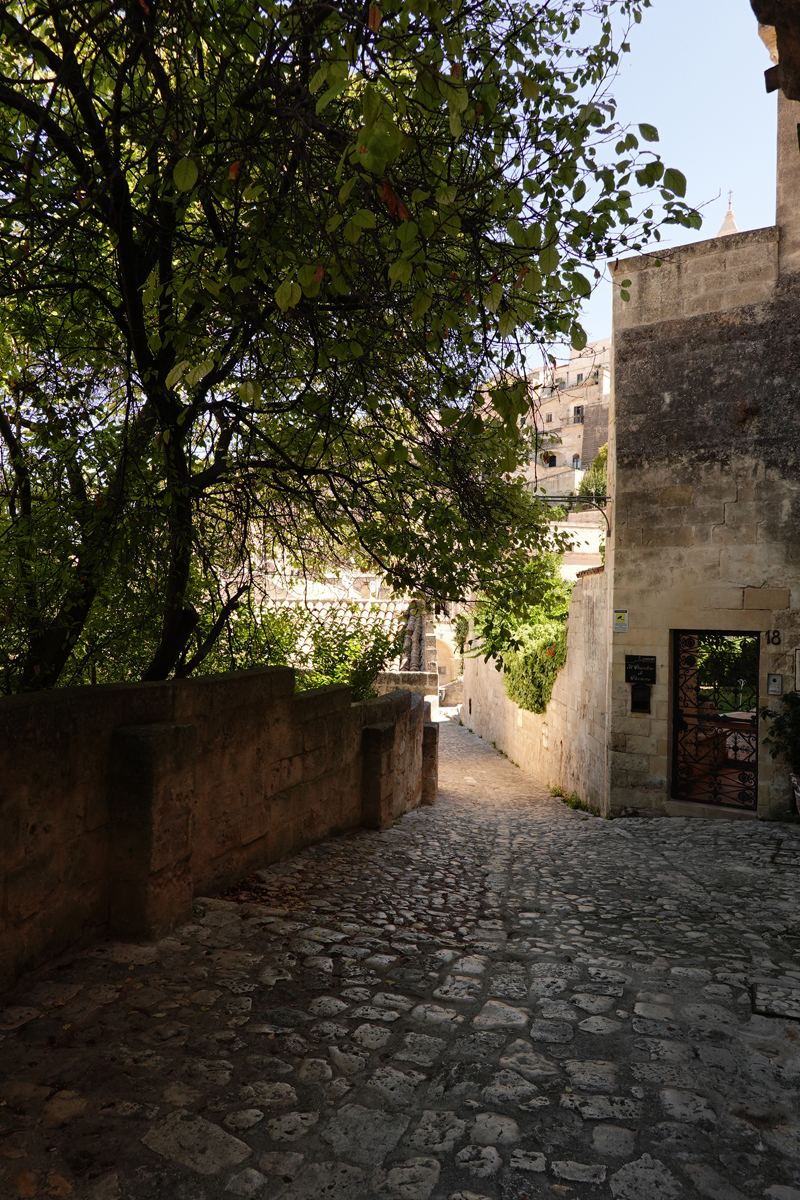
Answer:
524 338 611 498
464 84 800 821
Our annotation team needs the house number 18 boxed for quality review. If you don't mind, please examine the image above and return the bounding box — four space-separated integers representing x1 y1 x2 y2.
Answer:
766 631 782 645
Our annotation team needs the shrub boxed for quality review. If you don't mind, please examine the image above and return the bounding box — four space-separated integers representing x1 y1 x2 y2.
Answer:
470 551 572 714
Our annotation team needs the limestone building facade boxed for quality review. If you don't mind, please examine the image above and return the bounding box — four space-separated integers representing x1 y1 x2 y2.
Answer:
465 87 800 822
524 338 611 498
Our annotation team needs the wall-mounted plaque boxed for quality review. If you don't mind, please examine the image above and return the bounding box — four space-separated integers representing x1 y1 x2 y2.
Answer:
625 654 657 685
614 609 629 633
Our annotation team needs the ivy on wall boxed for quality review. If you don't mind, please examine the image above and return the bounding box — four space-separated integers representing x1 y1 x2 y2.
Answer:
500 620 568 714
469 552 572 714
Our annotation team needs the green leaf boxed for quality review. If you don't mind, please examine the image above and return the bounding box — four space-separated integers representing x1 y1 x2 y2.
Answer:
411 290 432 320
363 85 381 126
316 80 346 114
338 176 357 205
352 208 376 229
572 180 586 202
309 66 327 95
173 158 198 191
484 281 503 314
165 360 190 389
638 123 659 142
325 214 344 233
570 272 591 298
186 357 215 385
538 245 559 275
275 279 298 312
570 324 587 352
440 407 461 427
388 259 413 285
239 381 262 405
663 167 687 197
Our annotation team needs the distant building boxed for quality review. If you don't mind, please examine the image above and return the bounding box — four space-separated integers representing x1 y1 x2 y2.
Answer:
523 338 611 498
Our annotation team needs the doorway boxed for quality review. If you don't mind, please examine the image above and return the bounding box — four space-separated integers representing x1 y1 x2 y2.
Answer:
672 630 759 809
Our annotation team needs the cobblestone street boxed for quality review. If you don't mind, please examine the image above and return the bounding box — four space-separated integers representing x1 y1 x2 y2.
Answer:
4 720 800 1200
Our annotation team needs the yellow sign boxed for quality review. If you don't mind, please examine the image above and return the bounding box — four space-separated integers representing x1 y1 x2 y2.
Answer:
614 609 629 632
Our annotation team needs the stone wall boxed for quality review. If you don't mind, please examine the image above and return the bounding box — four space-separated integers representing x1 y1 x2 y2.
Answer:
581 401 609 466
0 669 436 986
374 671 439 697
463 567 609 810
605 93 800 819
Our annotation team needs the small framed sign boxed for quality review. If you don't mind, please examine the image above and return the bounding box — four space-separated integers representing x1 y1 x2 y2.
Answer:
625 655 657 685
614 609 629 633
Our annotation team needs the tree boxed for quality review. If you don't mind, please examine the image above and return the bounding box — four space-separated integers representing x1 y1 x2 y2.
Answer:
578 441 607 496
0 0 699 692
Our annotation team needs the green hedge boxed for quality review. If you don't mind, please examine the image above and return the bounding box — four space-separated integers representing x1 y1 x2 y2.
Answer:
501 619 567 713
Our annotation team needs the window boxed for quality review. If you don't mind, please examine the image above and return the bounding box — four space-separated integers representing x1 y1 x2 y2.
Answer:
556 377 565 389
545 412 553 423
573 405 584 423
576 373 584 384
572 454 580 469
548 454 557 467
520 415 526 426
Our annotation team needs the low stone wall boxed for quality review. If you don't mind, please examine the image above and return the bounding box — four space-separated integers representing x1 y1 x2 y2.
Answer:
440 677 463 705
374 671 439 696
463 568 609 810
0 669 436 986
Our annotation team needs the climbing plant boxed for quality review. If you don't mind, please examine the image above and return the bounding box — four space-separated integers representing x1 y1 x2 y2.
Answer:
469 551 573 713
578 442 608 497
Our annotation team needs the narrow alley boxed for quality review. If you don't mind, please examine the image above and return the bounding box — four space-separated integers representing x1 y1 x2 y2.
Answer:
3 721 800 1200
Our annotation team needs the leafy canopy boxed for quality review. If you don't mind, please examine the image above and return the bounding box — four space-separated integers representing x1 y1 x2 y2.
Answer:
0 0 698 691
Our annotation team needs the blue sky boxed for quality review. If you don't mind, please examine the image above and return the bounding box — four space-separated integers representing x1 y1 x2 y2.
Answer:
578 0 778 343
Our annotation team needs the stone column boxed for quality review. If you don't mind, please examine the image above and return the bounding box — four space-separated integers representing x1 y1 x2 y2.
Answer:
422 722 439 806
361 722 395 829
108 723 196 940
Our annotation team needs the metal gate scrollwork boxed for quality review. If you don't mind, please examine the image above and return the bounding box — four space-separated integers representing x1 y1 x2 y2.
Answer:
672 631 759 809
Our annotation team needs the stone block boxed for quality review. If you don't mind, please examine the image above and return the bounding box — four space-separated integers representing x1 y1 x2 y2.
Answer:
615 527 643 549
5 849 66 925
422 723 439 807
743 587 790 610
642 526 694 548
658 486 693 507
292 684 351 724
108 722 196 941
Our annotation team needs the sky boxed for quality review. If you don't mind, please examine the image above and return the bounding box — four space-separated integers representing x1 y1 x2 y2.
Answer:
578 0 778 345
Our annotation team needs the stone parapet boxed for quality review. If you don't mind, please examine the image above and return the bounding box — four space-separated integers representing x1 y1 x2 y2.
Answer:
0 673 434 986
374 671 439 695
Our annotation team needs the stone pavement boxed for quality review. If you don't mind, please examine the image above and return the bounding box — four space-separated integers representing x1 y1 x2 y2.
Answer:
4 721 800 1200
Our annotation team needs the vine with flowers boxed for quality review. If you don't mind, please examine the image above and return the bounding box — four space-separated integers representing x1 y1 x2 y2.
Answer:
467 551 572 714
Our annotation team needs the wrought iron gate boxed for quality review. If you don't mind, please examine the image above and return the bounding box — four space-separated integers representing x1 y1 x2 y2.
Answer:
672 630 759 809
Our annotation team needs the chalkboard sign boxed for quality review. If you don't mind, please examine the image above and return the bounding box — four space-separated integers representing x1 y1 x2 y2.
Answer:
625 655 657 684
